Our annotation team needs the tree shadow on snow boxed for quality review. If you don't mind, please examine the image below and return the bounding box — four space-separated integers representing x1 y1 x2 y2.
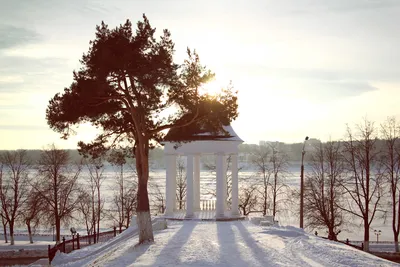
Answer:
261 228 304 238
234 222 282 267
217 222 252 266
109 241 153 266
153 221 198 266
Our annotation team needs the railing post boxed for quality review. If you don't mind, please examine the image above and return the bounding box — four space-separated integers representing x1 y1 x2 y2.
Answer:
72 235 75 250
77 233 80 249
62 237 66 253
114 226 116 237
48 244 51 264
93 230 96 244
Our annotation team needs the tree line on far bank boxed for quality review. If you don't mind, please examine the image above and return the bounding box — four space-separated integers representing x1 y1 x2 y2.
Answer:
2 137 396 167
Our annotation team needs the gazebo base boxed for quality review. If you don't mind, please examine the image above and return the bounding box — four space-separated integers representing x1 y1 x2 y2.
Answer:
163 210 246 221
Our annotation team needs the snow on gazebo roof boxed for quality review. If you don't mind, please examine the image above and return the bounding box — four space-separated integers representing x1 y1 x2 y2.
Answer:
163 123 243 143
162 123 243 155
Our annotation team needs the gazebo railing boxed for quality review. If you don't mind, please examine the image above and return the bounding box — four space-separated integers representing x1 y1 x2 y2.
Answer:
175 199 216 211
201 199 216 210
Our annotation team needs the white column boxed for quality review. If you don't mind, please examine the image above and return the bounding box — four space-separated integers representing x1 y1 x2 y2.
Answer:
185 154 194 218
165 154 177 216
216 153 225 218
231 154 239 216
194 154 201 211
223 155 227 211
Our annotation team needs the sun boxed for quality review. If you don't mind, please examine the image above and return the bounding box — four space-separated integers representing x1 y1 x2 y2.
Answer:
199 78 224 97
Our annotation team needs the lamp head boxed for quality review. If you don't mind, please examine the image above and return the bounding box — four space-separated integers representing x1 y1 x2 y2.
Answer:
305 136 309 141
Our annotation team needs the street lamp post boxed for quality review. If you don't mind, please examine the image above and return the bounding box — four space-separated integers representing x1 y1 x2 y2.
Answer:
374 230 382 243
300 136 309 229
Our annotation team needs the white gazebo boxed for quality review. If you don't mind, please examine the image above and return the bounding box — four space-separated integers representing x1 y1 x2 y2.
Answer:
162 124 244 220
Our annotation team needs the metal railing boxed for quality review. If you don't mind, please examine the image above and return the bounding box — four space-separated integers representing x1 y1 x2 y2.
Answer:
48 227 124 264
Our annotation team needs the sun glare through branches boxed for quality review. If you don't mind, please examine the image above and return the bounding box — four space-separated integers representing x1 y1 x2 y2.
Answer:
198 78 225 97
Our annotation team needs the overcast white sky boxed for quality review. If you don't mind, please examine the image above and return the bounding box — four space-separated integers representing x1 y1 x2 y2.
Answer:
1 0 400 149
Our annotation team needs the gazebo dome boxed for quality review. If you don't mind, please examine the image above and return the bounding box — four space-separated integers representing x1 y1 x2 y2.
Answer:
162 123 243 155
163 123 243 142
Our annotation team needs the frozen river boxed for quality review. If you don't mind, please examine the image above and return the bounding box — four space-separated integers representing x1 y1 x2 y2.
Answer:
0 163 397 246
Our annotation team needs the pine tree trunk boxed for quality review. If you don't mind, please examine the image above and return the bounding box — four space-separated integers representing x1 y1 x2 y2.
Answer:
135 140 154 244
137 180 153 243
395 237 399 252
137 210 153 242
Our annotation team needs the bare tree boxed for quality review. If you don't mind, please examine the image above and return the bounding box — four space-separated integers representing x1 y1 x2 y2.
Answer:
85 158 106 239
107 151 137 231
149 182 165 215
76 190 94 235
124 181 137 228
21 189 44 244
380 117 400 252
0 150 31 245
109 180 137 231
0 165 8 244
108 150 127 231
176 157 186 210
269 144 290 219
35 145 81 243
304 141 345 241
238 183 258 216
0 212 8 243
342 120 383 251
251 145 271 216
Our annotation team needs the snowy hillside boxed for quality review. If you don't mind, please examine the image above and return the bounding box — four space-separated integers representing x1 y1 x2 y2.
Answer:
52 221 398 267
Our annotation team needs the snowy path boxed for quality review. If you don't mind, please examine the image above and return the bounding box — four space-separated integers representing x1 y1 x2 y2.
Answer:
54 221 398 267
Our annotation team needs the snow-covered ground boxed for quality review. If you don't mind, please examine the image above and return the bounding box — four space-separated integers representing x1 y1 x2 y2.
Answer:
51 220 398 267
0 240 54 250
0 234 55 253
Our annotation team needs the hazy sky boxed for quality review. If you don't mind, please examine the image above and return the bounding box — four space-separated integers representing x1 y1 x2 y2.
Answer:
1 0 400 149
